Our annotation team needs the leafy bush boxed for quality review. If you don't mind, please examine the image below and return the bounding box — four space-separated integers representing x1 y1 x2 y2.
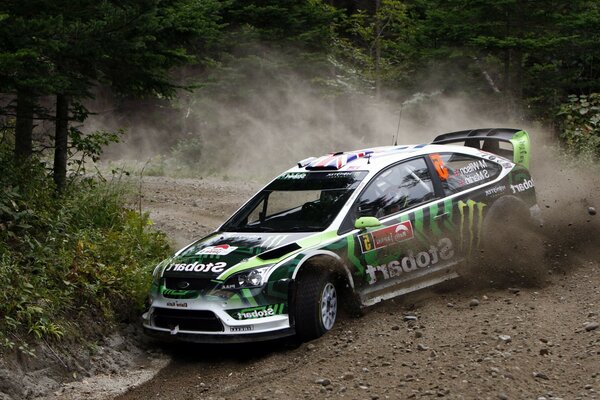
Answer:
142 137 206 177
557 93 600 161
0 144 171 352
170 136 204 169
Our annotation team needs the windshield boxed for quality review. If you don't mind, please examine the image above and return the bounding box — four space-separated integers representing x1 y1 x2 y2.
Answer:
221 171 368 232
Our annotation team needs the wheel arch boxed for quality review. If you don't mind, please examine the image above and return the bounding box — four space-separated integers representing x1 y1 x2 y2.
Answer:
290 251 355 340
485 194 531 222
290 250 364 320
291 250 355 291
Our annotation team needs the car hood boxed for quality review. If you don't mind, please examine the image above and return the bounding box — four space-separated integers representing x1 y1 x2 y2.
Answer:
161 232 312 279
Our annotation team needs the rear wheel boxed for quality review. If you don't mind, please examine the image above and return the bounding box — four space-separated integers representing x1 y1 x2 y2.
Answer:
295 271 338 341
477 197 545 287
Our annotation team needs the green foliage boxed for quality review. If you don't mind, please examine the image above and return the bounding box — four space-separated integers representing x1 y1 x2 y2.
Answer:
0 0 224 97
557 94 600 161
68 127 122 176
0 144 171 352
141 137 204 177
224 0 339 51
0 0 225 189
340 0 419 88
170 136 204 170
413 0 600 117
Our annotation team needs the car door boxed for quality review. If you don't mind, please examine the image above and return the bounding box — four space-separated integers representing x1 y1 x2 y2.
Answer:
428 151 504 257
346 156 460 305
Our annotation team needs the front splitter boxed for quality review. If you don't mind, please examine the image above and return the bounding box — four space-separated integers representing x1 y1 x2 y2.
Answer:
143 326 296 343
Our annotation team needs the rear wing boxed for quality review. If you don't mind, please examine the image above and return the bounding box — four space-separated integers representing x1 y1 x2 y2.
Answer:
431 128 530 168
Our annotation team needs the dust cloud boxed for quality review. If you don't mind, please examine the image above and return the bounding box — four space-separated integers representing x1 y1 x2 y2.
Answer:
461 138 600 289
87 48 536 179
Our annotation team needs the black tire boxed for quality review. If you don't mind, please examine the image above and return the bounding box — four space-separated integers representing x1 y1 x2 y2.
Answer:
294 270 338 341
476 196 545 287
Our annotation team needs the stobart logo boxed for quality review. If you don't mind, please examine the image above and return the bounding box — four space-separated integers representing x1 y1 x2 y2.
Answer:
457 200 486 253
230 304 286 320
366 238 454 284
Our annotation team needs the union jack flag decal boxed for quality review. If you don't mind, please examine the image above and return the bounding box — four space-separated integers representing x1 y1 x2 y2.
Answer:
305 150 374 170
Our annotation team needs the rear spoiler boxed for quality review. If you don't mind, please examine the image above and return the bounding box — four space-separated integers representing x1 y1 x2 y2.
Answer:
431 128 530 168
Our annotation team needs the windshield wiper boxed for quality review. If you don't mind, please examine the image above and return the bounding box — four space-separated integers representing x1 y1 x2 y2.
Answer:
285 225 324 232
233 226 275 232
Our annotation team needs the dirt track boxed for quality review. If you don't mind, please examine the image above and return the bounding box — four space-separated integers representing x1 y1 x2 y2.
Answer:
116 168 599 400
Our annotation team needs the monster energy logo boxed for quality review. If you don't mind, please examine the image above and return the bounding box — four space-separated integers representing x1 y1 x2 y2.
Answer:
161 287 197 299
457 200 486 254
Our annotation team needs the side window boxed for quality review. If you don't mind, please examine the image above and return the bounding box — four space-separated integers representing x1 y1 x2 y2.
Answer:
430 153 501 195
356 158 434 219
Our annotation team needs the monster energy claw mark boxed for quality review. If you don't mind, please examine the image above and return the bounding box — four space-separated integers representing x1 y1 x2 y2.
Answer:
457 200 486 254
429 203 443 237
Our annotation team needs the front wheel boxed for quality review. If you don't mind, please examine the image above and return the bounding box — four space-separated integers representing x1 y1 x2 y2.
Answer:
294 271 338 341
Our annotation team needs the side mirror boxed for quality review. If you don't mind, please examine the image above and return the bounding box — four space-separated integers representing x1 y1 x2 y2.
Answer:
354 216 382 230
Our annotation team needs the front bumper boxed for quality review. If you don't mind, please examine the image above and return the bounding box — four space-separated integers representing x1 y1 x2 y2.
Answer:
142 300 294 343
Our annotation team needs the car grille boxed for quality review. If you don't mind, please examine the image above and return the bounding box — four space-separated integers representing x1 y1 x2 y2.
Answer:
164 277 214 291
152 308 224 332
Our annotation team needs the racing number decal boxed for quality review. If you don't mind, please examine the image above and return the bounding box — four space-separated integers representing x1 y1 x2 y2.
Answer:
359 233 374 253
430 154 449 181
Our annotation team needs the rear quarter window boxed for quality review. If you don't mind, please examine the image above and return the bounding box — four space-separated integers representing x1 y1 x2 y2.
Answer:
430 153 502 195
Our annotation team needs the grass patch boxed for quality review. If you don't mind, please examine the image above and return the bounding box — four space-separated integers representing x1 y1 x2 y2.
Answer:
0 146 171 353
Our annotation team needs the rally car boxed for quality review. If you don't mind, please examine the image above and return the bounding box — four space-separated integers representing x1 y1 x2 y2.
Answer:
143 128 541 343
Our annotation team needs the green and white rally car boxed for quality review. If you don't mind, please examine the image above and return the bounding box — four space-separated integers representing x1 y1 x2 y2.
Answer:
143 128 540 343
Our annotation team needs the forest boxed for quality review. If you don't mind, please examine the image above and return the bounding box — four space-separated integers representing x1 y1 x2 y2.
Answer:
1 0 599 350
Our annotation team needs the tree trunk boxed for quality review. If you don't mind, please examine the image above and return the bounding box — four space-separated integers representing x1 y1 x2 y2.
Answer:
53 94 70 193
374 0 381 100
14 91 35 160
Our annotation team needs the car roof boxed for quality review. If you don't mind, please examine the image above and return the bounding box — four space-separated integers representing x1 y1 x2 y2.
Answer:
287 143 486 175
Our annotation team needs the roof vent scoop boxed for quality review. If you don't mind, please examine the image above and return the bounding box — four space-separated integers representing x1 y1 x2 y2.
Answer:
304 150 374 170
297 157 317 168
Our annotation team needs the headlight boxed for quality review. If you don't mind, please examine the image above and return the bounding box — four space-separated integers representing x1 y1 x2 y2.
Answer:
226 266 271 289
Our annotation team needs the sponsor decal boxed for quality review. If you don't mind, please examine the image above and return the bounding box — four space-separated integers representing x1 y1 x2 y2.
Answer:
166 301 188 308
261 235 289 248
454 159 490 185
279 172 306 180
165 261 227 273
366 238 454 284
457 200 486 253
458 159 487 175
230 325 254 332
480 153 497 162
160 287 197 299
485 185 506 197
196 244 238 256
510 178 534 194
177 280 190 289
229 304 286 320
358 221 414 253
326 172 354 178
